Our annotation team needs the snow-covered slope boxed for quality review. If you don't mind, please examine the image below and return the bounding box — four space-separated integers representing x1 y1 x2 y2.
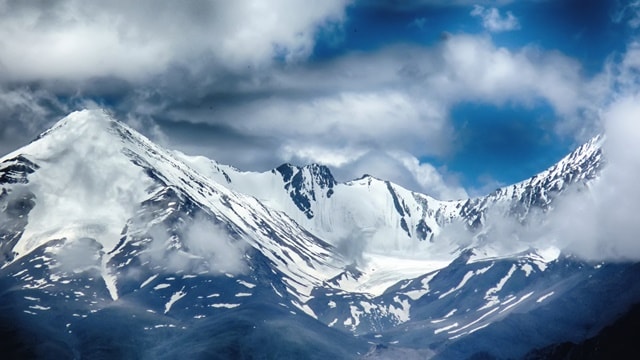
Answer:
178 154 464 254
0 109 353 310
0 109 632 360
174 133 603 261
457 135 603 226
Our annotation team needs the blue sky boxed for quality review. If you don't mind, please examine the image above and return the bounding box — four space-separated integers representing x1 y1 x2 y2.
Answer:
309 0 629 192
0 0 638 199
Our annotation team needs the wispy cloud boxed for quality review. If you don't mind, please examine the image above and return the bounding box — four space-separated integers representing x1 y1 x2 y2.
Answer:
0 87 69 156
361 0 515 11
409 17 428 29
612 0 640 28
140 214 249 275
471 5 520 32
183 216 248 274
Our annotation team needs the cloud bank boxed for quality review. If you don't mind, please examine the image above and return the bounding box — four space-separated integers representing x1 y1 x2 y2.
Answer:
550 96 640 261
0 0 623 200
160 34 591 198
0 0 350 81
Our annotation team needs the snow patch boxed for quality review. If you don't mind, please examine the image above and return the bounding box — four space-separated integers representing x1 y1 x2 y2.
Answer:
237 280 256 289
164 287 187 314
500 291 534 313
140 274 158 288
449 307 499 336
210 303 240 309
482 264 517 309
439 271 475 299
521 263 533 277
536 291 555 303
389 296 411 323
434 322 458 334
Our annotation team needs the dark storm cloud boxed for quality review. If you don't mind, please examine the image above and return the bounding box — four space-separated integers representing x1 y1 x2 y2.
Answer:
0 86 70 157
152 118 283 171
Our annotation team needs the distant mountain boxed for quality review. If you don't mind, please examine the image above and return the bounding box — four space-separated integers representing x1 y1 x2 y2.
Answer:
0 109 634 360
174 129 603 259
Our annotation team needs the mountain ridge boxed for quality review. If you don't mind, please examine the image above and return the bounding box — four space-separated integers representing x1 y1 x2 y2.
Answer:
174 125 603 261
0 109 633 360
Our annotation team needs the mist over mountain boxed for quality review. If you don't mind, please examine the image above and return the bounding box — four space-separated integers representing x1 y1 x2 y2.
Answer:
0 109 638 359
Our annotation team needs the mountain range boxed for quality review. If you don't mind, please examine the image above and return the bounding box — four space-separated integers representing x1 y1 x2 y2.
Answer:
0 109 636 359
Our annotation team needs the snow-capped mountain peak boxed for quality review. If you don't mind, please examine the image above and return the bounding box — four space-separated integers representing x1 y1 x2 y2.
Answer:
1 109 632 360
274 162 337 219
3 109 155 259
175 132 604 265
0 109 354 306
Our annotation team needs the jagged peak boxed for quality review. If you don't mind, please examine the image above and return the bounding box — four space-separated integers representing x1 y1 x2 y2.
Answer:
473 134 604 202
350 173 382 182
303 163 337 186
530 134 602 177
275 162 337 187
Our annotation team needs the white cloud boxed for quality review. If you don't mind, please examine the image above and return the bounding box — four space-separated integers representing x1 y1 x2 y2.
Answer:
436 35 585 115
234 91 450 155
0 2 598 200
183 216 248 274
611 41 640 95
279 144 368 169
423 39 640 261
471 5 520 32
0 0 350 82
141 215 249 275
152 34 593 197
388 151 468 200
0 87 70 156
173 34 587 154
549 96 640 261
365 0 516 11
52 238 103 274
